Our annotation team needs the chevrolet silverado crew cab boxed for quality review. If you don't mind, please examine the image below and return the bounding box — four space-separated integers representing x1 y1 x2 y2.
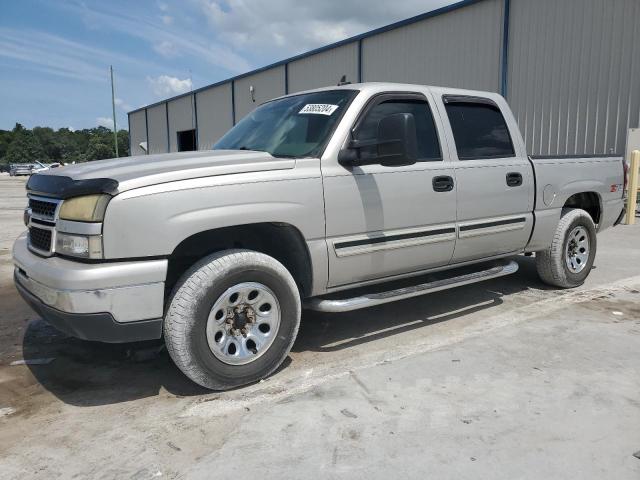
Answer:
13 83 626 390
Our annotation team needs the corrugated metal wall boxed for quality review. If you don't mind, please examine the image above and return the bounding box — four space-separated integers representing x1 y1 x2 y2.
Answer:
146 104 168 154
130 0 640 158
362 0 503 91
233 66 286 121
196 84 233 149
167 94 196 152
128 110 147 156
288 43 359 93
507 0 640 155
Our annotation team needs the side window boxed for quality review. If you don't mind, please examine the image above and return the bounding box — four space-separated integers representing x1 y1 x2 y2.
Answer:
355 99 441 161
444 101 515 160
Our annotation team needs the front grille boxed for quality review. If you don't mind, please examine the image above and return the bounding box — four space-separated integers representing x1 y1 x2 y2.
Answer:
29 227 52 252
29 198 58 220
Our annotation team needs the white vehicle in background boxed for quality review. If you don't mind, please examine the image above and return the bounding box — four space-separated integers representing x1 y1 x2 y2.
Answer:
30 161 51 175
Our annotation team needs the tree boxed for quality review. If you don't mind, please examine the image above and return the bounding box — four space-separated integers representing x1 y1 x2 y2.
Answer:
85 135 114 160
33 127 61 161
0 123 131 166
4 128 47 163
0 130 12 160
117 129 129 157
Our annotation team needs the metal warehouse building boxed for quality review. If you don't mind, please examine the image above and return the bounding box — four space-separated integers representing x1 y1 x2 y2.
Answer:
128 0 640 158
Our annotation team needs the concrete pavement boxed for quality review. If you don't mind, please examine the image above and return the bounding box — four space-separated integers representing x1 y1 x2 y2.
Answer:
0 174 638 479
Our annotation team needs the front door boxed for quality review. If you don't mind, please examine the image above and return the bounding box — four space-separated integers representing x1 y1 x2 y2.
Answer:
322 92 457 288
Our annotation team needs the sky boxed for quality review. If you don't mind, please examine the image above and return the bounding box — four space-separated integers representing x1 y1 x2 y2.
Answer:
0 0 455 131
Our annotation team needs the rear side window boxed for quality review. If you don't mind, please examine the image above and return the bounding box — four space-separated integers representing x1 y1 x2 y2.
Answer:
444 101 515 160
355 99 441 161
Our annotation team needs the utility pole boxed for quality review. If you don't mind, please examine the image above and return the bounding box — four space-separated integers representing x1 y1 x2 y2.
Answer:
110 65 119 157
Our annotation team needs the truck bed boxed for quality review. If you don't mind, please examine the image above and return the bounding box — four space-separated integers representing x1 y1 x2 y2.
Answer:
525 154 625 251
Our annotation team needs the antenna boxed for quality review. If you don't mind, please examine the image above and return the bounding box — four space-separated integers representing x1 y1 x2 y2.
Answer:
337 75 351 86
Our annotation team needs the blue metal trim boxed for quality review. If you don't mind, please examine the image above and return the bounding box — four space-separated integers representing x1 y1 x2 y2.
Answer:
144 109 149 155
500 0 511 97
128 0 486 114
165 102 170 152
357 39 363 82
193 93 199 150
231 80 236 125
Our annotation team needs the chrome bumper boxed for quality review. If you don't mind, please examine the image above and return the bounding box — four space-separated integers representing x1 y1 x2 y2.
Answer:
12 233 167 323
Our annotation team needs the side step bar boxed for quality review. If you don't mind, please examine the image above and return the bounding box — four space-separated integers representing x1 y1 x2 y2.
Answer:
305 260 519 313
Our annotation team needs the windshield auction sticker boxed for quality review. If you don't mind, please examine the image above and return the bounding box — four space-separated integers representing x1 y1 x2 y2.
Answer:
298 104 339 115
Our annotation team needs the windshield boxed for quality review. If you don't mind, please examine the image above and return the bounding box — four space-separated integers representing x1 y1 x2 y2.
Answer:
214 89 358 158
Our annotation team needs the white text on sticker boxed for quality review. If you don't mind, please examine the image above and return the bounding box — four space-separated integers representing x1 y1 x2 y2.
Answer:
299 104 339 116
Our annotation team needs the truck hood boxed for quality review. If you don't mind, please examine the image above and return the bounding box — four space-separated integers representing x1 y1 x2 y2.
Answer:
27 150 295 198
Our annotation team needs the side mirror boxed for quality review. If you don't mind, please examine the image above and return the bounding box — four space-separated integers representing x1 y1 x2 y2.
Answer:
139 141 148 153
376 113 418 167
338 112 418 167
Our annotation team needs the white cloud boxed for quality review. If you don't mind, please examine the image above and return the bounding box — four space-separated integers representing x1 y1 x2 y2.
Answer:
58 3 252 73
154 40 177 58
96 116 114 129
0 28 162 82
161 15 174 25
198 0 453 56
147 75 192 97
114 97 132 111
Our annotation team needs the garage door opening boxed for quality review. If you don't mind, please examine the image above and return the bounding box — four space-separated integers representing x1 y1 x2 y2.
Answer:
177 129 196 151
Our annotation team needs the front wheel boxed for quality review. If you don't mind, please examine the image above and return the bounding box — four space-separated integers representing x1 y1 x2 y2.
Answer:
536 208 597 288
164 249 301 390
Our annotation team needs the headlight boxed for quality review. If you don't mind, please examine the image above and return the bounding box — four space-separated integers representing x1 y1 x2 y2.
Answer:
59 194 110 222
56 233 103 259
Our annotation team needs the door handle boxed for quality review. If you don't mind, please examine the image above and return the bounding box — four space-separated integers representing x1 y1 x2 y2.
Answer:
432 175 454 192
506 172 523 187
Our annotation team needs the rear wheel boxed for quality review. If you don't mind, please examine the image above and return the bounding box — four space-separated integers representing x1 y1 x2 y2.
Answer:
164 249 301 390
536 208 597 288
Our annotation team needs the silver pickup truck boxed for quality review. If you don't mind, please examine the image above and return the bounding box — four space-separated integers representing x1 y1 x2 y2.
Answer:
13 83 625 390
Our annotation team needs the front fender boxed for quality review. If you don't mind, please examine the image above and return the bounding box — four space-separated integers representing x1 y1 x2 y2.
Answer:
102 177 324 259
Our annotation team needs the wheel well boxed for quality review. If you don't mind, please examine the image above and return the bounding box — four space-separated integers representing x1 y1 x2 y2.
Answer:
563 192 601 224
165 223 313 302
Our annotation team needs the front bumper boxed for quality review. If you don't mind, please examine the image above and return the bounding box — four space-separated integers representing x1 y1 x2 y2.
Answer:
12 233 166 343
15 277 162 342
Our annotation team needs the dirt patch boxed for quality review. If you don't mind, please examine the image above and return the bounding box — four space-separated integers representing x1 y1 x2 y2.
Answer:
577 289 640 323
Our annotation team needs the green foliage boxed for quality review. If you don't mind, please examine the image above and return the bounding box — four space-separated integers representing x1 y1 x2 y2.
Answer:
4 127 46 163
0 123 130 167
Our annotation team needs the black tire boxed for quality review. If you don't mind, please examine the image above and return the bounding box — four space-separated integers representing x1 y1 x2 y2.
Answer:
535 208 597 288
164 249 301 390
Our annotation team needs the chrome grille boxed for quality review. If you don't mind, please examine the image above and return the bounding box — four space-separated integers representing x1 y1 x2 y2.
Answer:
29 198 58 220
27 195 60 255
28 227 52 252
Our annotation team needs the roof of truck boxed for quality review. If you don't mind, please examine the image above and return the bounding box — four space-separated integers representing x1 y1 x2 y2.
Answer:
270 82 505 102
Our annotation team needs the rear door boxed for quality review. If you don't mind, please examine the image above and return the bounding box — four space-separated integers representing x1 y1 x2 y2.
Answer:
322 91 457 287
433 92 534 263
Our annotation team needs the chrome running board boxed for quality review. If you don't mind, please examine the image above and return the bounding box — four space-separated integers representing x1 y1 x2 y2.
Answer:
305 260 519 313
